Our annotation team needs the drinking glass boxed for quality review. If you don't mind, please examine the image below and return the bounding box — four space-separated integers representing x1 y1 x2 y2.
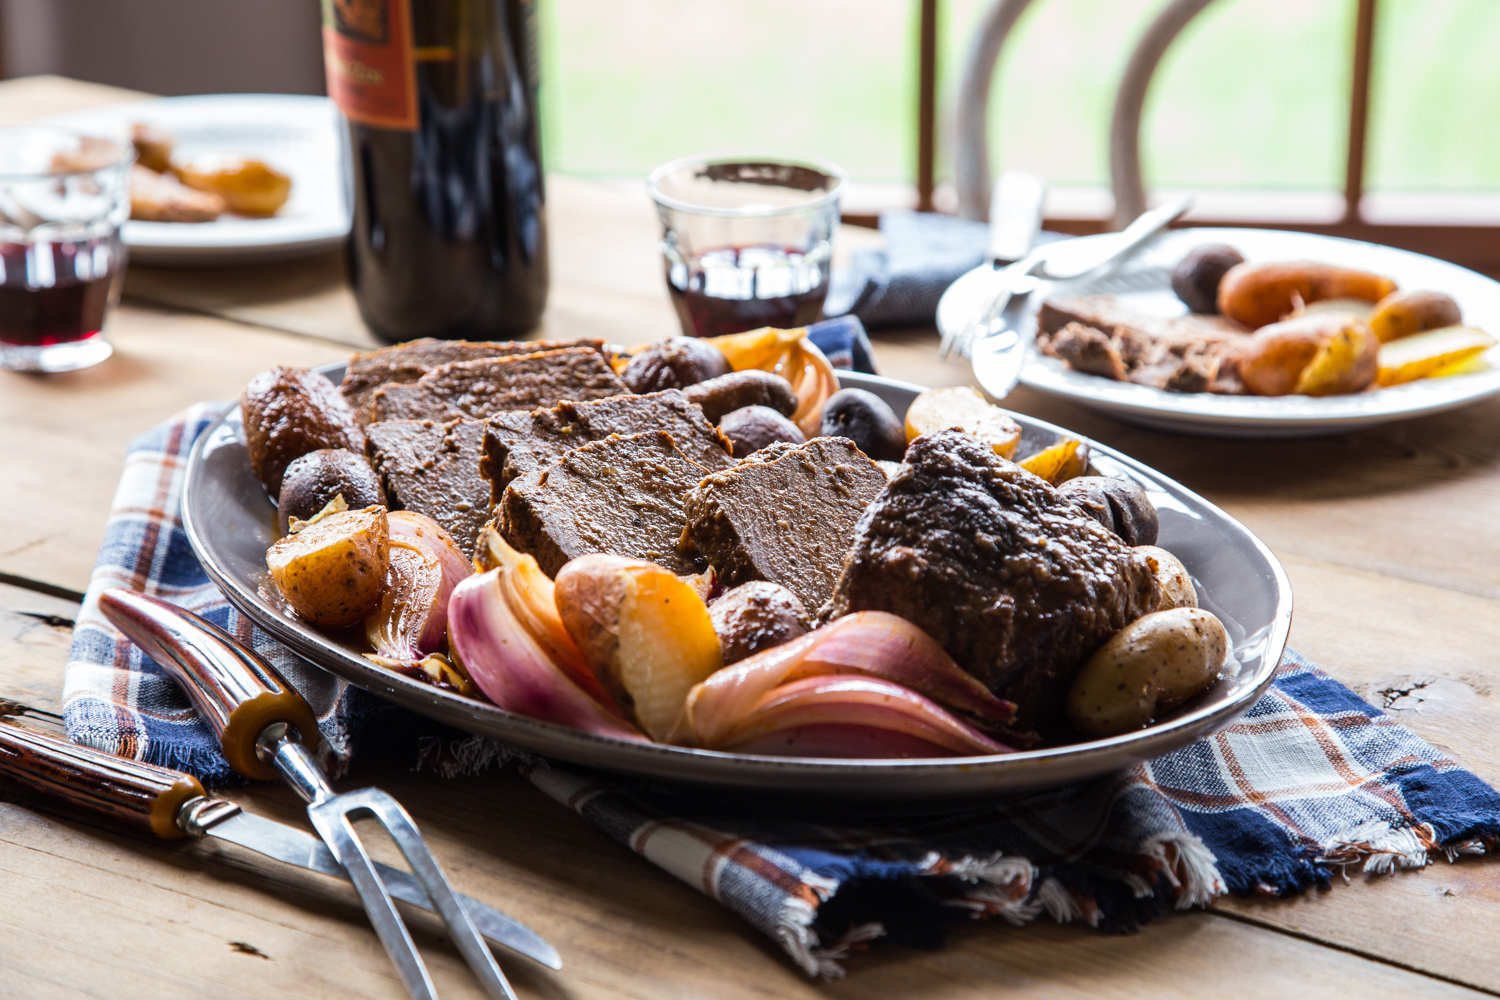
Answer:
647 153 846 338
0 127 132 373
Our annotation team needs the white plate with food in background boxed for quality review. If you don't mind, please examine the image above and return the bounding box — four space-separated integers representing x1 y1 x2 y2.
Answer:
939 227 1500 438
182 365 1291 809
41 94 348 266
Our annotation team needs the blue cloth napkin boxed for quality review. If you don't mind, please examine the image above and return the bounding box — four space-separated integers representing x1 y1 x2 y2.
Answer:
63 407 1500 978
805 315 878 374
825 210 1067 328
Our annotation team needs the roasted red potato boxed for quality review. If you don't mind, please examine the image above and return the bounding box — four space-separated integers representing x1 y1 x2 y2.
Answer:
1218 261 1398 329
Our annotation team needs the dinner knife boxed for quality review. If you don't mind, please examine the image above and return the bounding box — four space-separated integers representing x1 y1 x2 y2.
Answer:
940 195 1193 363
0 721 561 971
985 169 1047 267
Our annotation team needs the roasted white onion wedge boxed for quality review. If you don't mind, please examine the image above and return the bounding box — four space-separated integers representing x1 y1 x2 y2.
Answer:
679 611 1017 756
449 530 646 740
363 512 470 661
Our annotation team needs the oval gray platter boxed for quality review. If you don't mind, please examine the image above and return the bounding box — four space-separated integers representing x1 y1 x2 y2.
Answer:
182 366 1291 807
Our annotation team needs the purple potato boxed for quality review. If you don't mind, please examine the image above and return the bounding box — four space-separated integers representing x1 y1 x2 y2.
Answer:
719 405 806 457
622 337 731 393
1056 475 1159 546
277 448 387 534
1172 243 1245 314
708 581 811 664
819 388 906 461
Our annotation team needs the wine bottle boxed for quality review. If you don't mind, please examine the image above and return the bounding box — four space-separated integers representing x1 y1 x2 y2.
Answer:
322 0 548 342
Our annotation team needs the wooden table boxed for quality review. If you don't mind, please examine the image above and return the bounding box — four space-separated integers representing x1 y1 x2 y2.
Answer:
3 76 1499 1000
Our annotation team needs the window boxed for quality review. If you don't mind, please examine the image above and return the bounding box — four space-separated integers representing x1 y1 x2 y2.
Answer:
541 0 917 195
541 0 1500 271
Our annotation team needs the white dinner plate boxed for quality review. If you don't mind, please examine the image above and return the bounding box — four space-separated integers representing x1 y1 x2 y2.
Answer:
181 367 1291 808
938 227 1500 438
40 94 348 266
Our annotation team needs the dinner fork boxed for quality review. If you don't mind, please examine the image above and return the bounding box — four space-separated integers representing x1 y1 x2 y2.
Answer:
939 195 1194 361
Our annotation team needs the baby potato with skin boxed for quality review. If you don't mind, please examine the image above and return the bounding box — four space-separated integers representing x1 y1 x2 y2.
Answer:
683 369 798 424
719 405 805 456
554 554 724 741
1067 607 1228 739
708 581 810 665
130 123 174 173
266 505 389 627
904 386 1022 458
1368 290 1463 344
277 447 387 535
1238 313 1379 397
1218 261 1397 329
1134 545 1197 610
175 154 292 217
242 366 366 496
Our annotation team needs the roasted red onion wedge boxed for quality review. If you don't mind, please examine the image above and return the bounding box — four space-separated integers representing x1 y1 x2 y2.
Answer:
364 512 471 660
711 676 1011 757
389 510 470 593
448 565 647 741
365 543 447 659
682 611 1017 747
367 652 477 697
473 527 629 713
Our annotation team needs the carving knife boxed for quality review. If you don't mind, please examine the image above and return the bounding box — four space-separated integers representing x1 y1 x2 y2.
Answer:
0 719 561 972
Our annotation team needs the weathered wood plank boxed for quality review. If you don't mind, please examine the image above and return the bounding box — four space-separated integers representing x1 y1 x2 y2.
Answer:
0 75 149 128
1 772 1489 1000
0 584 78 727
0 306 349 594
1207 554 1500 994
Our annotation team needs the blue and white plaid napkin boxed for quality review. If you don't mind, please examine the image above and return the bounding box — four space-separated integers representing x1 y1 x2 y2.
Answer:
65 406 1500 977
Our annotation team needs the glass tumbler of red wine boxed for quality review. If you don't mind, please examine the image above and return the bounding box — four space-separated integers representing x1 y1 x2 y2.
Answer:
0 127 132 373
647 153 846 339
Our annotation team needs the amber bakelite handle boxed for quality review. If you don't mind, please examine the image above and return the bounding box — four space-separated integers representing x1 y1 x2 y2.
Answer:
98 589 320 782
0 722 204 840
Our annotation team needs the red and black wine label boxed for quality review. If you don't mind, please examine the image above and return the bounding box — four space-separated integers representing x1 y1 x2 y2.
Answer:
321 0 418 130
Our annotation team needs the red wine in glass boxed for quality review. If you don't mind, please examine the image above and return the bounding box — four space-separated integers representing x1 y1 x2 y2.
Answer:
666 245 829 338
0 238 118 349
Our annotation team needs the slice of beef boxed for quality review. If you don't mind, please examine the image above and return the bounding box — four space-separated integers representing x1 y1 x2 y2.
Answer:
684 438 887 613
498 431 713 577
370 347 628 423
1132 346 1220 393
365 418 493 556
1037 294 1251 396
1045 322 1127 380
341 338 606 423
480 389 733 504
1040 294 1249 343
823 429 1159 736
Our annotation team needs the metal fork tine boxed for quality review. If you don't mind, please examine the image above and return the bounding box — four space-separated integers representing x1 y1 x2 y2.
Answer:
365 791 519 1000
313 789 519 1000
309 804 439 1000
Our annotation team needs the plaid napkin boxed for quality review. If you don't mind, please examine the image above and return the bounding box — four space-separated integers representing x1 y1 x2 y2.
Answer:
65 407 1500 977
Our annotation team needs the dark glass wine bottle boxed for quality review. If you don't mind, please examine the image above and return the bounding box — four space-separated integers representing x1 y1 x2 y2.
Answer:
322 0 547 342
